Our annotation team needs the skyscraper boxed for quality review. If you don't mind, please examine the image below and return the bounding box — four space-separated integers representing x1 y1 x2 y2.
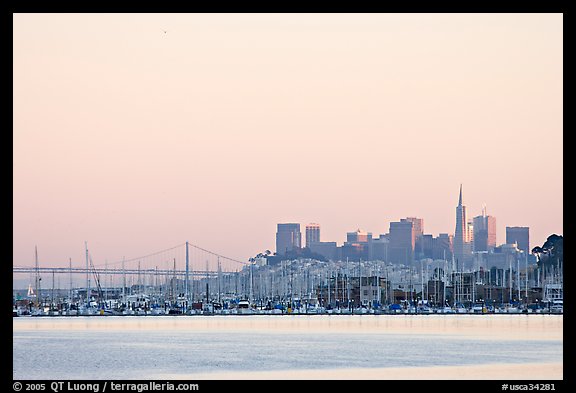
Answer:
346 229 371 243
342 229 372 261
453 184 473 267
404 217 423 256
276 223 301 256
404 217 423 239
473 206 497 252
506 226 530 254
389 220 414 264
305 223 320 248
433 233 453 260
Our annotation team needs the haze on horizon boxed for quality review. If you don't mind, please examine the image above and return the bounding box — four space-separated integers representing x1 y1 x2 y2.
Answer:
13 13 562 271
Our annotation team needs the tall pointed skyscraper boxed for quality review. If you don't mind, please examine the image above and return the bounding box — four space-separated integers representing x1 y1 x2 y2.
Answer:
453 184 472 268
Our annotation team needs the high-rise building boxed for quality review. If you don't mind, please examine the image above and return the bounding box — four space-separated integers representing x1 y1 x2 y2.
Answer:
308 241 338 261
421 234 434 259
276 223 301 256
404 217 424 257
432 233 453 260
404 217 423 239
506 226 530 254
389 220 414 264
346 229 371 243
371 235 390 261
342 229 372 261
305 223 320 248
453 184 473 267
467 220 474 244
473 206 497 252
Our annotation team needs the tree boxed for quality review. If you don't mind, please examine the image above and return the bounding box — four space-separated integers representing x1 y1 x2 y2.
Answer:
531 246 544 266
532 234 563 268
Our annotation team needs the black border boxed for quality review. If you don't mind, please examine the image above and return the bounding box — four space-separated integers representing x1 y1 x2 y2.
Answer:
10 1 567 391
8 1 568 13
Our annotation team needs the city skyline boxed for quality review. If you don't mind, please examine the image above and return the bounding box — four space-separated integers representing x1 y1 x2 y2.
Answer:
13 13 562 268
16 192 554 267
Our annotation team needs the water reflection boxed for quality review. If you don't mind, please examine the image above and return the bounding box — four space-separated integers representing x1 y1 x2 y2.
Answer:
13 315 562 380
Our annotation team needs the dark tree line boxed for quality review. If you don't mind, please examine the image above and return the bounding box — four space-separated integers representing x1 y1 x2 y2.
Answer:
531 234 563 268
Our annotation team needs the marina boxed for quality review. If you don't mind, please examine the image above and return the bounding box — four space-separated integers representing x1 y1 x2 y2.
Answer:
13 246 563 317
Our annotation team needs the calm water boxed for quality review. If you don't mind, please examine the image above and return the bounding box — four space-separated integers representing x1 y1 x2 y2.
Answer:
13 315 563 380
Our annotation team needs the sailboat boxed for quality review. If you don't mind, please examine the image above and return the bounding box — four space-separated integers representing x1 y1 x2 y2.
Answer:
27 283 35 298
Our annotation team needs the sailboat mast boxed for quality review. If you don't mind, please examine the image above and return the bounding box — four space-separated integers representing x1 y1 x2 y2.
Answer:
122 257 126 302
525 253 529 301
34 246 40 309
346 257 349 308
85 241 90 306
69 257 73 303
172 258 176 301
217 257 221 304
334 268 338 308
517 258 521 303
509 259 513 303
421 260 424 306
51 269 55 309
327 270 331 307
443 257 447 307
185 241 189 302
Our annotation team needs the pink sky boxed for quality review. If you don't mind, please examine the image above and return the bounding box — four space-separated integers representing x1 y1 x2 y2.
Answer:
13 13 562 272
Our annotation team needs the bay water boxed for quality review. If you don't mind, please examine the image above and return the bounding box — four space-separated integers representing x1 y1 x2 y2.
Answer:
13 315 562 380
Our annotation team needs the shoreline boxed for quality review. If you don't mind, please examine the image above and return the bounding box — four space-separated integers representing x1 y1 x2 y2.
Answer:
155 362 563 380
13 311 564 317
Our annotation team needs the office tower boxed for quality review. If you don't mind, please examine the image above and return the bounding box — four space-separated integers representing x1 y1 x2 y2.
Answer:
421 234 434 259
305 223 320 248
453 184 473 267
404 217 423 256
342 229 372 261
308 241 338 261
371 235 390 261
506 226 530 254
389 220 414 264
346 229 371 243
467 221 474 245
432 233 453 260
473 206 497 252
276 223 301 256
404 217 423 238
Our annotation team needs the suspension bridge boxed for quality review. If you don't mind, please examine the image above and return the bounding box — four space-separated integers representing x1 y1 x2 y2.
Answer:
13 241 254 302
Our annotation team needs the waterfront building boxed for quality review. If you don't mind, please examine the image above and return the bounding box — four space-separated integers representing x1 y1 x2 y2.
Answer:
316 275 388 307
359 276 389 306
276 223 302 256
426 277 446 306
449 271 475 305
